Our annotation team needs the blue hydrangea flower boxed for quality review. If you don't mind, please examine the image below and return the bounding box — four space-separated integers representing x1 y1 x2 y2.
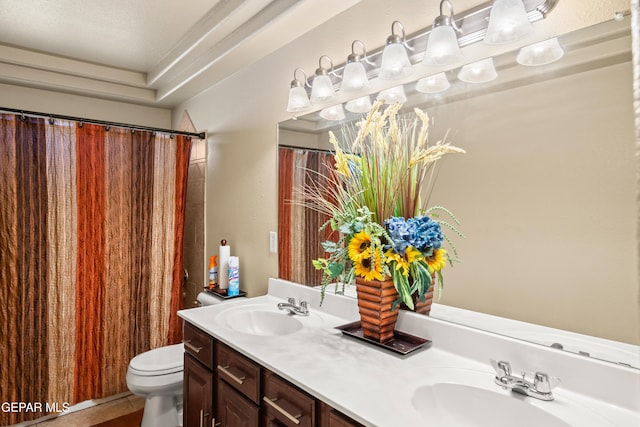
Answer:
409 216 443 251
384 215 443 255
384 217 413 255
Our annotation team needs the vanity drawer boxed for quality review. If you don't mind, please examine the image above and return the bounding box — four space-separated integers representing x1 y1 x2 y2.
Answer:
182 321 214 370
263 370 316 427
216 342 261 404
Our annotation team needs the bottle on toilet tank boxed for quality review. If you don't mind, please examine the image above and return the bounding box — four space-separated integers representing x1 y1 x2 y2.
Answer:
227 256 240 296
208 255 218 290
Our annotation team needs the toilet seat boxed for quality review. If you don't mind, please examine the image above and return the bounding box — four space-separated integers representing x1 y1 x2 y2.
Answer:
129 343 184 376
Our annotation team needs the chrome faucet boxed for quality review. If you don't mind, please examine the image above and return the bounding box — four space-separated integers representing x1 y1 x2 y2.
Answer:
277 297 309 316
490 359 560 401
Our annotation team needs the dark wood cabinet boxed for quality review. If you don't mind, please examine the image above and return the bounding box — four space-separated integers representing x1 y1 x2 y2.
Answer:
262 370 315 427
217 343 261 404
217 379 259 427
183 320 360 427
184 353 214 427
183 322 216 427
318 402 364 427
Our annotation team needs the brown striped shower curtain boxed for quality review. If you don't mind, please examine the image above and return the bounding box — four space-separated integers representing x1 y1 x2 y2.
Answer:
0 114 192 425
278 146 335 286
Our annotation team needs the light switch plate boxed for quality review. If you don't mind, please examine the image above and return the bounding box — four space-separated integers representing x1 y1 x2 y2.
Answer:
269 231 277 253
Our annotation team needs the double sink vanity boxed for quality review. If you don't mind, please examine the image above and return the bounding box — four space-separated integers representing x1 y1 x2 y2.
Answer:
178 279 640 426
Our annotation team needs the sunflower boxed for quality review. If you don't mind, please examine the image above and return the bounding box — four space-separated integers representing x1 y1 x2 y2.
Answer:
354 248 384 281
425 248 448 273
348 231 372 262
385 250 409 276
405 246 423 264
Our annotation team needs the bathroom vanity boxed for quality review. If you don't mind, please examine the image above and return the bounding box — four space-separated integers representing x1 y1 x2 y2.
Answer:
182 319 362 427
178 279 640 427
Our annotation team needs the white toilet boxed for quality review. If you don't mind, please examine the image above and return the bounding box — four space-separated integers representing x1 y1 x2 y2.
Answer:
126 291 239 427
126 343 185 427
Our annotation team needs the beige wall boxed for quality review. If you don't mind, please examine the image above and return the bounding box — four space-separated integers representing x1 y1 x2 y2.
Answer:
204 127 279 297
428 61 638 344
0 83 171 127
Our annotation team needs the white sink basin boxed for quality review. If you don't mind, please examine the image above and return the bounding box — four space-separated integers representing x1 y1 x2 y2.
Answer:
216 303 321 336
411 368 614 427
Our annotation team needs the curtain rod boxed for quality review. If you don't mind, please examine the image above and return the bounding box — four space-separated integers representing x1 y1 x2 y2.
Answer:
279 144 332 154
0 107 207 140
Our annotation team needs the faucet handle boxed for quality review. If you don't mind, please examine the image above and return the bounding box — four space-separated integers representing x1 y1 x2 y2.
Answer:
490 359 511 377
299 300 309 314
534 372 561 393
287 297 296 305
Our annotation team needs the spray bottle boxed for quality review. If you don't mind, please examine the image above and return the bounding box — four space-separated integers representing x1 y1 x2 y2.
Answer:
208 255 218 290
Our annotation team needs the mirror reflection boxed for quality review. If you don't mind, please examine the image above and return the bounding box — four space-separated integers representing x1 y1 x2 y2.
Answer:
277 17 638 367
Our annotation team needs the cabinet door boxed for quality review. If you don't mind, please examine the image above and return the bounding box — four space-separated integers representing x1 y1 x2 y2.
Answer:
318 402 364 427
184 353 214 427
217 380 259 427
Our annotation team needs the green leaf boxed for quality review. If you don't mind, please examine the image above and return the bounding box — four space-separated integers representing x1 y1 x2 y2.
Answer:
321 241 338 253
312 259 326 270
328 261 345 278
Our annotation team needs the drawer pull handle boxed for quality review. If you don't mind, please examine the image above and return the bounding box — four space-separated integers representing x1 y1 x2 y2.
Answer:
217 365 246 385
212 418 221 427
263 396 302 425
183 340 203 354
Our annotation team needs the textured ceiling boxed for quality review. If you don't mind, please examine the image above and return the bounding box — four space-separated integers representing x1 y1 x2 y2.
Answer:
0 0 361 107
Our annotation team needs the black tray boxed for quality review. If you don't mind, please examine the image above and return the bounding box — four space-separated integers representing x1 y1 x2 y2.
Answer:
205 288 247 299
335 321 431 355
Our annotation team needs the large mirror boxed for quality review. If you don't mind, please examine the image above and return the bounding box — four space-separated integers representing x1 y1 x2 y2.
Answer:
278 16 638 367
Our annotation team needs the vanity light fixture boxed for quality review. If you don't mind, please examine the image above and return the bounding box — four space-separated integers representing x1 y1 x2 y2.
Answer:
340 40 371 93
319 103 346 121
422 0 464 66
310 56 338 104
516 37 564 66
285 0 558 114
484 0 534 45
416 72 451 93
379 21 413 80
286 68 311 113
345 95 373 114
458 58 498 83
376 85 407 104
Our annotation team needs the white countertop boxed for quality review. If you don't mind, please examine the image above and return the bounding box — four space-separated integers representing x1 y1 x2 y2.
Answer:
178 279 640 427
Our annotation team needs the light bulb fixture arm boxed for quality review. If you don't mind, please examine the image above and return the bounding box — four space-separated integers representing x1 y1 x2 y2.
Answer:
316 55 338 77
387 20 414 51
436 0 462 33
290 67 310 88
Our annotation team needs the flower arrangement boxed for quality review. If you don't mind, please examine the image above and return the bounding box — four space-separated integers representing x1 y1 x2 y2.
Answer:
303 100 465 310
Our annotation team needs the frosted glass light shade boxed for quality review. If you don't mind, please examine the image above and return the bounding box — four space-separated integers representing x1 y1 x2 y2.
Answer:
516 37 564 66
340 61 370 93
376 85 407 104
310 74 337 104
345 96 372 113
423 25 463 66
484 0 533 45
416 72 450 94
319 104 345 121
286 86 310 112
458 58 498 83
379 43 413 80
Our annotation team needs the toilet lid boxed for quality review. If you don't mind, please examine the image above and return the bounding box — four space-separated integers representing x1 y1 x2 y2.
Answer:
129 343 184 376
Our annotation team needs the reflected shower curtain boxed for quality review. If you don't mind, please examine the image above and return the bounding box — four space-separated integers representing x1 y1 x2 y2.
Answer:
0 114 191 425
278 147 334 286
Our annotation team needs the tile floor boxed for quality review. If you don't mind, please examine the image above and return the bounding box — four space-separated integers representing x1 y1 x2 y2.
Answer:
32 395 144 427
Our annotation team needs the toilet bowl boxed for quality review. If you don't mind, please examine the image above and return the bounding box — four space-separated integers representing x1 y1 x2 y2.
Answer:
126 291 240 427
126 343 185 427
